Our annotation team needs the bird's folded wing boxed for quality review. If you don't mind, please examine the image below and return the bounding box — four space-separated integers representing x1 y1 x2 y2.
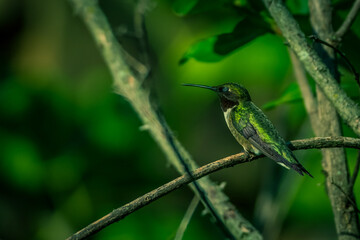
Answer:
230 109 313 177
231 115 291 169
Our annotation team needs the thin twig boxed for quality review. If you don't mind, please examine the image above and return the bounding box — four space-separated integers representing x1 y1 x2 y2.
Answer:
66 136 360 240
331 181 360 214
289 136 360 149
174 196 200 240
349 151 360 191
309 35 360 87
335 0 360 41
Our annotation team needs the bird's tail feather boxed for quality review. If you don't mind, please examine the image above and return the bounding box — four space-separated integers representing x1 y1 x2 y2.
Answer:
290 163 313 178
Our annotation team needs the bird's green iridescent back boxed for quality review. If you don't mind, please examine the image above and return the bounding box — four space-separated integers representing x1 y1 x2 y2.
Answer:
229 101 298 168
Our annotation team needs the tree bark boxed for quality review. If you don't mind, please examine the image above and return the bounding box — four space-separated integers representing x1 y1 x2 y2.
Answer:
308 1 359 239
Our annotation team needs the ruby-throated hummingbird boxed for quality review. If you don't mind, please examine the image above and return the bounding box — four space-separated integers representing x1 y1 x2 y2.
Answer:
183 82 312 177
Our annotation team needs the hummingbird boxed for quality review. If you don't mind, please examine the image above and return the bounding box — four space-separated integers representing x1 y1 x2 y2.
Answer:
183 82 312 177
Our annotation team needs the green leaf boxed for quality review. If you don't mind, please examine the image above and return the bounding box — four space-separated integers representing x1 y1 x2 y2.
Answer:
180 16 271 64
214 16 271 55
180 36 225 64
262 83 303 110
262 79 359 110
172 0 199 15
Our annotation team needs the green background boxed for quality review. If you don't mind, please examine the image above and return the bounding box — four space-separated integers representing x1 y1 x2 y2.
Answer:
0 0 359 239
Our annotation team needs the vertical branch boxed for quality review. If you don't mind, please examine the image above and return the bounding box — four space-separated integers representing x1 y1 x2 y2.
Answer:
308 1 359 239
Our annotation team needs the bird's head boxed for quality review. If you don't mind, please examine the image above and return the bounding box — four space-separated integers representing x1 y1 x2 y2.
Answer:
183 82 251 111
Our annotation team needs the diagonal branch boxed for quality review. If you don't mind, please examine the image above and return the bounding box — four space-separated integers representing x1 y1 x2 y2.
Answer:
335 0 360 41
68 0 259 239
288 50 319 133
66 136 360 240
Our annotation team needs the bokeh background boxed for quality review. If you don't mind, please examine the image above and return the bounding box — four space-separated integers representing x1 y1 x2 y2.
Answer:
1 0 359 239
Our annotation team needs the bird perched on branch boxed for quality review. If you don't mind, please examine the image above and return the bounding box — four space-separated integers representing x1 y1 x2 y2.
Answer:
183 82 312 177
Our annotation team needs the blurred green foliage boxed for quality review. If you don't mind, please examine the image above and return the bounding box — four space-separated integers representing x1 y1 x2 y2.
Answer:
0 0 359 239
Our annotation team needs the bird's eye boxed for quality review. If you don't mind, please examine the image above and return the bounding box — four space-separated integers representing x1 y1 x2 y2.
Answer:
220 87 229 92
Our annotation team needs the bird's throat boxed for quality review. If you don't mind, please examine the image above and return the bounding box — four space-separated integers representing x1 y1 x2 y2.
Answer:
219 97 237 112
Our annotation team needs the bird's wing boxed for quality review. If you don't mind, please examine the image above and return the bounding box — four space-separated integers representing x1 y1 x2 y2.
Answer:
238 119 292 168
230 104 312 177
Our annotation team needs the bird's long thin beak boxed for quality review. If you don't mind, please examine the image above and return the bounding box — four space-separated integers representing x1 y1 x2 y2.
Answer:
182 83 217 92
